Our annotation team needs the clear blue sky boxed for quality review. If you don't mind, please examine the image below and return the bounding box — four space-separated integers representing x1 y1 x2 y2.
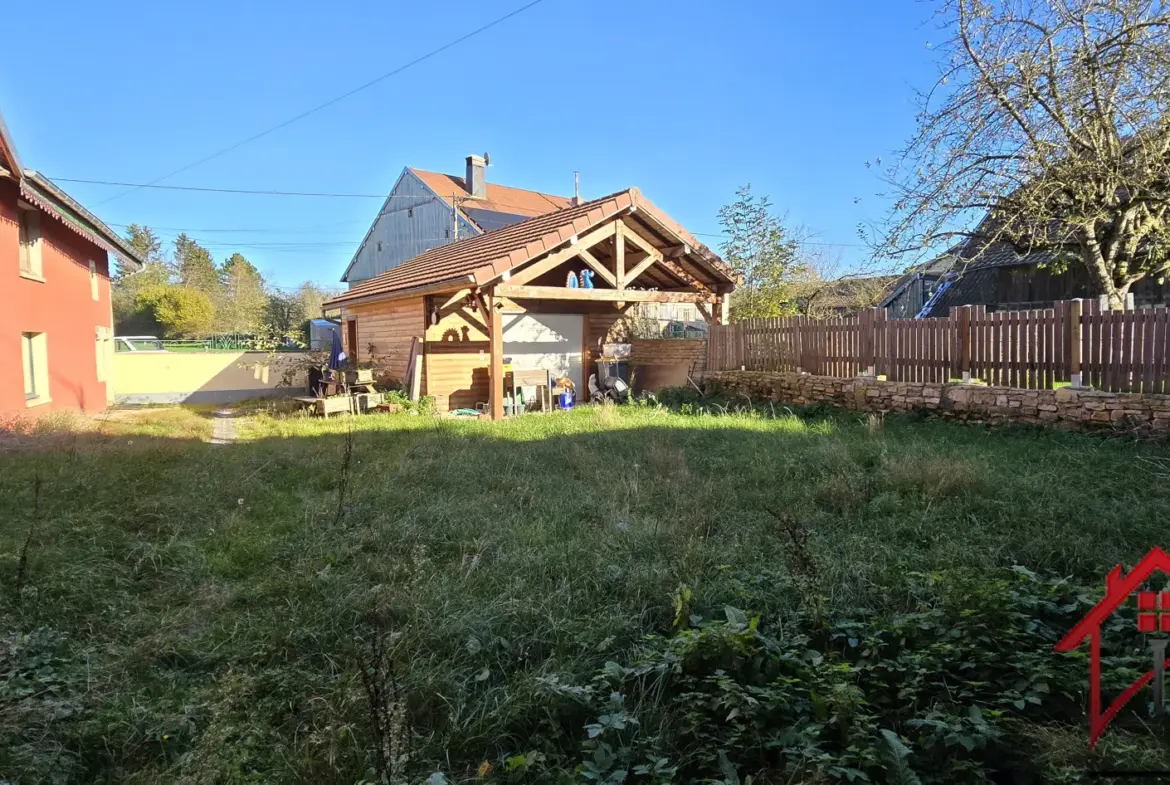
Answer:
1 0 939 290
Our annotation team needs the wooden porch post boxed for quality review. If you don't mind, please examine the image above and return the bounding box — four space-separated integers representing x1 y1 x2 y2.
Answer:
716 292 731 326
488 290 504 420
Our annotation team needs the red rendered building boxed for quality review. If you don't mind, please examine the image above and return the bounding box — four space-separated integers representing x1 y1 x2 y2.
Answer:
0 110 143 420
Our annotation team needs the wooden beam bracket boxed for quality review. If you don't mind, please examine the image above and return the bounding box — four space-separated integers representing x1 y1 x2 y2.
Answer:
496 284 716 304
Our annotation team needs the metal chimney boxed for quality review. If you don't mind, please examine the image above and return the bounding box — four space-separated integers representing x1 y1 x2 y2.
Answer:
465 154 486 199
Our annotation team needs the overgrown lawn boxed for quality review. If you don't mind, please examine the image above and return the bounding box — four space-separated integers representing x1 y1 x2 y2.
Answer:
3 405 1170 782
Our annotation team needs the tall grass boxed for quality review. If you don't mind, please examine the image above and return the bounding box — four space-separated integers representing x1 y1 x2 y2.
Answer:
1 406 1169 781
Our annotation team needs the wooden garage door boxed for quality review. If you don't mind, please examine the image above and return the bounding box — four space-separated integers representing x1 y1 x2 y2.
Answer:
502 314 584 391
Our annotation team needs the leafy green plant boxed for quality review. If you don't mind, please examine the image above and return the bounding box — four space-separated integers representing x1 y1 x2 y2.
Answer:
547 567 1151 783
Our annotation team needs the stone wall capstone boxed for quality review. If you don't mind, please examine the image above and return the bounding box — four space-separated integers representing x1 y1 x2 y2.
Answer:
707 370 1170 433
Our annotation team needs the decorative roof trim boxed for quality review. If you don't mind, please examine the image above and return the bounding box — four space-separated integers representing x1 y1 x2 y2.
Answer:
20 172 144 269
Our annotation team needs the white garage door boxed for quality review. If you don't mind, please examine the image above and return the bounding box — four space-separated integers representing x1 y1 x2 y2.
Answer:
502 313 584 392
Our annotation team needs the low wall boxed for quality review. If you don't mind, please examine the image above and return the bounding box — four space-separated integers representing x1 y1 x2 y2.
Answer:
114 351 309 405
629 339 707 392
708 370 1170 433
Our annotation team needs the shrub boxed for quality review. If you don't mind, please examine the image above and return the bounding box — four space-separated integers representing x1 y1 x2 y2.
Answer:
135 285 216 338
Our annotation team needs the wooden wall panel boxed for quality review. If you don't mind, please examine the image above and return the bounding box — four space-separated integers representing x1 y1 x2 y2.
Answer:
341 297 425 382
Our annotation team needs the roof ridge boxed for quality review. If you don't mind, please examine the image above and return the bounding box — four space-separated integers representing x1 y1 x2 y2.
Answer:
407 166 570 201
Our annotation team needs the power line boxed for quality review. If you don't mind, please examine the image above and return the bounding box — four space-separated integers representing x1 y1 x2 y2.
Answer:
692 230 870 249
54 177 387 198
105 219 366 235
94 0 548 205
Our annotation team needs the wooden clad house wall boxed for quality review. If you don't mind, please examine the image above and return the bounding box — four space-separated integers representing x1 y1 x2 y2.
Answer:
342 298 425 382
423 295 491 411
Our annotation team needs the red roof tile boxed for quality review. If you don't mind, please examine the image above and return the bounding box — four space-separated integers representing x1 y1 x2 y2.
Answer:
409 168 571 225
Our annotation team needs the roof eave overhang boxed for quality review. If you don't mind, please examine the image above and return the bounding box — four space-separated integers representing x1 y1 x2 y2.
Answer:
325 274 476 309
20 173 144 270
624 196 739 288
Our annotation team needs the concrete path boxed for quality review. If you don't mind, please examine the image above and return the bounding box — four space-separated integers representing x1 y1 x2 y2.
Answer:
210 407 239 445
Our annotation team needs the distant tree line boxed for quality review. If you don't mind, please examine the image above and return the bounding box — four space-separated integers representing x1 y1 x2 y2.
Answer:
112 225 337 345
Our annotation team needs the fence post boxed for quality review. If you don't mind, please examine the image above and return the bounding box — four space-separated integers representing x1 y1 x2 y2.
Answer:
957 305 972 382
796 316 806 373
707 324 718 371
860 308 875 376
738 321 747 371
1068 299 1083 388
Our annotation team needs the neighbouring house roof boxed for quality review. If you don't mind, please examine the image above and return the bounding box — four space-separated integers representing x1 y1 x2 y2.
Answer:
327 187 735 308
880 247 964 309
339 167 573 284
409 168 572 228
0 106 142 269
803 275 899 310
922 239 1055 317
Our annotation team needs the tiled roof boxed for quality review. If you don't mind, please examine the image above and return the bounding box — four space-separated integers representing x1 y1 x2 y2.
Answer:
327 187 734 307
409 168 572 226
925 242 1052 316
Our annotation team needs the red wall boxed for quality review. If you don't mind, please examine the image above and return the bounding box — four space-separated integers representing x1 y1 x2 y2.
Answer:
0 178 113 419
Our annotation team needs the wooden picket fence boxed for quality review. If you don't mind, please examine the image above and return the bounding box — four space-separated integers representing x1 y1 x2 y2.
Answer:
707 299 1170 394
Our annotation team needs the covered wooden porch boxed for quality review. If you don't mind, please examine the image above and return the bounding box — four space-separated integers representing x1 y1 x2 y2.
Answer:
324 187 737 419
448 192 734 418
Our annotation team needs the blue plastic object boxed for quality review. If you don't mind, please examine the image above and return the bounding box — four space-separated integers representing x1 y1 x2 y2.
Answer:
915 276 955 319
566 271 579 288
559 391 575 409
581 269 595 289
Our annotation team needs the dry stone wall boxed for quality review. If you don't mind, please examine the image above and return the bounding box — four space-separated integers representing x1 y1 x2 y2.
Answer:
708 370 1170 433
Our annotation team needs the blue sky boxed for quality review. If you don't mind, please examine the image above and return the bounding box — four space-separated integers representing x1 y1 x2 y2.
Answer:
1 0 939 290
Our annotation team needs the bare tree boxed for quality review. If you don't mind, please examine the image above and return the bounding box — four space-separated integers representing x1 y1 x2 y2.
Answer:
879 0 1170 309
788 247 899 317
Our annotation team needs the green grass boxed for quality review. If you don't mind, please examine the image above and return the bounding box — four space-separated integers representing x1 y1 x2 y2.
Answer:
3 403 1170 782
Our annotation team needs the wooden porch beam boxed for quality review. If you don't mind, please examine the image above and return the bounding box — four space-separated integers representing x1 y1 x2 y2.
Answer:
615 222 626 289
624 253 659 286
501 222 618 287
577 248 617 288
488 290 503 421
496 284 717 304
440 288 472 310
659 258 712 291
620 218 665 262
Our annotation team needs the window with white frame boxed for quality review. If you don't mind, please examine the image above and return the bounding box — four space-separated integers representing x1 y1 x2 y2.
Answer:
89 260 99 300
18 206 43 279
22 332 48 403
